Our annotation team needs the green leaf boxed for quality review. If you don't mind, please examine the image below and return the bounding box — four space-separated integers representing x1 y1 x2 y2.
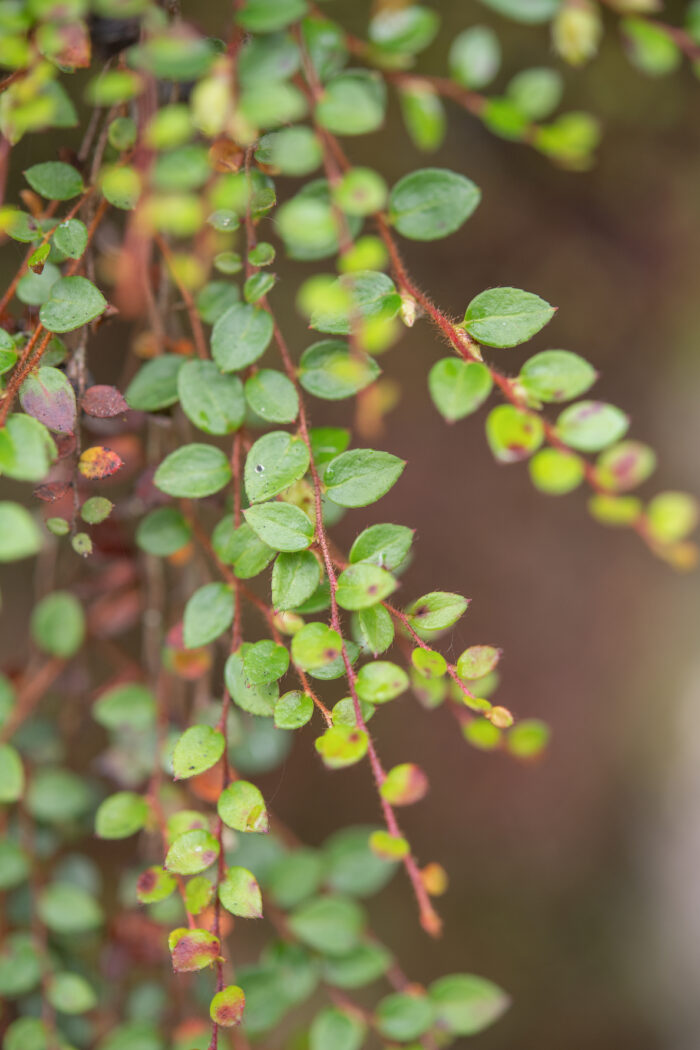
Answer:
457 645 501 679
300 339 380 399
95 791 149 839
26 768 91 824
309 272 401 336
291 622 342 670
274 689 314 729
0 414 57 482
646 491 698 544
322 942 392 988
369 5 439 53
155 443 232 498
225 650 278 716
389 168 480 241
211 302 273 373
256 126 322 175
244 502 314 552
555 401 629 452
39 276 107 333
529 448 585 495
289 894 365 955
24 161 83 201
38 882 103 934
349 523 413 574
125 354 184 411
336 564 397 610
589 493 641 527
20 366 76 433
267 850 324 910
449 26 501 89
17 262 60 307
242 639 290 684
356 661 408 703
0 840 30 890
376 993 435 1040
0 933 42 998
507 718 550 758
0 502 41 561
0 744 24 803
404 591 469 631
185 875 214 915
477 0 559 22
81 496 113 524
245 368 299 423
324 449 405 508
507 67 563 120
429 973 510 1035
183 582 234 647
354 605 395 655
485 404 545 463
272 550 321 610
428 358 493 422
178 360 245 434
219 866 263 918
209 985 245 1028
213 519 275 578
622 17 681 76
172 725 225 779
310 1007 366 1050
316 70 386 136
136 507 192 556
412 647 447 678
53 218 88 259
165 828 220 875
93 682 156 732
31 591 84 657
519 349 597 403
244 431 310 503
218 780 269 832
325 825 397 896
236 0 308 33
398 82 446 152
464 287 555 348
316 725 368 768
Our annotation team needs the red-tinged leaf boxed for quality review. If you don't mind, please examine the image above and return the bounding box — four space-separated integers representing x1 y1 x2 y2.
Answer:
79 445 124 479
166 646 212 681
34 481 71 502
170 929 221 973
81 385 129 418
54 22 92 68
55 432 77 459
20 367 76 434
209 985 245 1028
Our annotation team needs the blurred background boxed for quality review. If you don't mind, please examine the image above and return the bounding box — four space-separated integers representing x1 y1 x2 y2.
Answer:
3 1 700 1047
264 3 700 1048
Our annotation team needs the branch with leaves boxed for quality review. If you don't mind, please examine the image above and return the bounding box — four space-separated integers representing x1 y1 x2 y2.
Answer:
0 2 697 1050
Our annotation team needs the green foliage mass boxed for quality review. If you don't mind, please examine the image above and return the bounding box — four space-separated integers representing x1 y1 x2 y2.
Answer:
0 1 697 1048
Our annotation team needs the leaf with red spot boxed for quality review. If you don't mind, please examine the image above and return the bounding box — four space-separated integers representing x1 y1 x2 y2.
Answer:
81 385 129 418
20 366 76 434
169 928 221 973
34 480 71 502
79 445 124 479
209 985 245 1028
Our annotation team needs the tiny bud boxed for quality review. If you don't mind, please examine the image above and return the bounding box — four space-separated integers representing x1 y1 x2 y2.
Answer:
400 293 418 327
420 862 449 897
273 611 304 635
489 705 514 729
552 1 602 66
455 326 483 361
